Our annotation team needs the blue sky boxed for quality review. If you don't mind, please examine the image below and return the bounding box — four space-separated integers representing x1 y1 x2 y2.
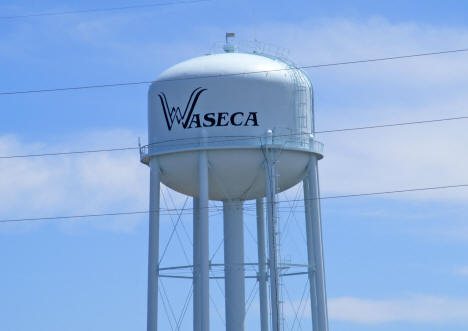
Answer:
2 1 468 330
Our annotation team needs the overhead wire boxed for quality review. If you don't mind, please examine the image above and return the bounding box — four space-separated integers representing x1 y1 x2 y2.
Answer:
1 47 468 96
0 0 210 20
1 114 468 160
0 146 139 159
315 115 468 134
2 183 468 224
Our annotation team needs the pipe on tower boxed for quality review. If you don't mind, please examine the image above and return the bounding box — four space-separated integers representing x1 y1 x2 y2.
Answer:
256 198 270 331
265 146 281 331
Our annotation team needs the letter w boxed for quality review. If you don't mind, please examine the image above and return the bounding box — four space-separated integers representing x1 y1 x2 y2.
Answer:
159 87 207 130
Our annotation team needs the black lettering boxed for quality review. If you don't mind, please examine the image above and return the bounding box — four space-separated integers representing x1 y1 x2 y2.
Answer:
203 113 216 127
244 112 259 126
217 112 229 126
230 112 243 126
182 88 207 128
187 114 201 128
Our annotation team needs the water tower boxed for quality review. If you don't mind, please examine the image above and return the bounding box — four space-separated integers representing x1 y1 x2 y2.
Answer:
140 36 328 331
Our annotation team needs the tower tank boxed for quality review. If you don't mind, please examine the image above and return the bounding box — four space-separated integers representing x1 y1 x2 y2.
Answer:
141 51 323 200
141 40 328 331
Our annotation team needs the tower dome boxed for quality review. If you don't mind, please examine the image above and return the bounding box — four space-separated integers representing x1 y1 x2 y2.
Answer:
142 51 323 200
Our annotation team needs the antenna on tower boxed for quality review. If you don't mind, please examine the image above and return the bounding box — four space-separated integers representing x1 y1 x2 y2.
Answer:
223 32 236 53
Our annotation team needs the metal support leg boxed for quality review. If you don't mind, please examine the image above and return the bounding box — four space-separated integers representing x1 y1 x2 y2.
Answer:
193 197 200 331
265 151 281 331
304 155 329 331
147 157 160 331
256 198 270 331
223 200 245 331
199 150 210 331
303 178 319 331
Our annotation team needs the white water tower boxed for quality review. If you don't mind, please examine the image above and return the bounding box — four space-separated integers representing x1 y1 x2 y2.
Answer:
140 36 328 331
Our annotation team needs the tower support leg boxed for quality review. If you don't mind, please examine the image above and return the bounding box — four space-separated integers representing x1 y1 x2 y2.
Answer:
303 177 319 331
198 150 210 331
193 197 201 331
147 157 161 331
265 150 281 331
223 200 245 331
256 198 270 331
304 155 329 331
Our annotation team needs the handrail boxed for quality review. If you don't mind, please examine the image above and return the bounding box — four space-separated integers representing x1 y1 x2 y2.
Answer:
139 132 324 164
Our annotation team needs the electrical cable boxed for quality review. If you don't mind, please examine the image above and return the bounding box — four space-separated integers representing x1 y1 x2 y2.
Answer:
1 114 468 160
0 0 210 20
0 146 139 159
1 183 467 224
315 115 468 134
1 48 467 96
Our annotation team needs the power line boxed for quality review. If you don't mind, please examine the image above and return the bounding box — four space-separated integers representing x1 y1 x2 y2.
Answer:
0 80 153 96
0 0 210 20
2 183 467 224
315 115 468 134
318 183 468 200
1 47 468 96
0 146 138 159
2 114 467 159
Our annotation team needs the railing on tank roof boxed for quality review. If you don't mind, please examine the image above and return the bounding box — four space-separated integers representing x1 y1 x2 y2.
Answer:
208 39 290 59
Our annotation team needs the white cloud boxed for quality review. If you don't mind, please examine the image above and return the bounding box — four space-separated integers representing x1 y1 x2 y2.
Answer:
283 295 468 324
328 295 468 324
0 130 197 233
244 18 468 86
454 266 468 277
318 120 468 202
0 130 148 233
